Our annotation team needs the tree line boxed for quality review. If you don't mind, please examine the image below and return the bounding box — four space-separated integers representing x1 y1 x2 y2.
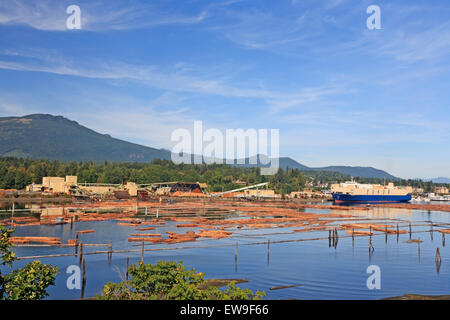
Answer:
0 157 445 194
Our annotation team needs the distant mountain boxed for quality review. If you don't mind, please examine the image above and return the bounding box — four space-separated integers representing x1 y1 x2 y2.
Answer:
427 177 450 184
313 165 399 180
0 114 398 179
230 156 397 179
0 114 171 162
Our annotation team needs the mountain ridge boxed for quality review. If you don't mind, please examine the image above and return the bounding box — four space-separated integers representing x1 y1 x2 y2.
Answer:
0 114 398 179
426 177 450 184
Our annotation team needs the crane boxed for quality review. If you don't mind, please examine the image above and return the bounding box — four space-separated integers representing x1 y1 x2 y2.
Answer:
209 182 269 197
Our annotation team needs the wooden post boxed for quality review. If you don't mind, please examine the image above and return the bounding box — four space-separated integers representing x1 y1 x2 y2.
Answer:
409 223 412 239
79 241 83 265
436 248 442 263
75 233 79 256
108 241 112 262
328 230 331 247
140 240 144 264
352 228 354 247
70 216 73 230
126 256 129 281
235 241 238 272
334 228 338 249
396 224 399 243
11 202 14 223
385 225 388 244
156 208 159 219
81 258 86 299
145 207 148 216
430 224 433 241
443 232 446 247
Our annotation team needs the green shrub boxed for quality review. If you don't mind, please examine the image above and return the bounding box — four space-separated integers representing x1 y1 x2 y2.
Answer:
96 260 265 300
0 225 58 300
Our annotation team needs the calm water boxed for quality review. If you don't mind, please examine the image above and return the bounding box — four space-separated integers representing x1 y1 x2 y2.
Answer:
2 204 450 300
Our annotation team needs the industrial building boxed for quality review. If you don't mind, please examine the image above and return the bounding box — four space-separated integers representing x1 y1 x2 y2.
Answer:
27 176 78 194
25 177 208 199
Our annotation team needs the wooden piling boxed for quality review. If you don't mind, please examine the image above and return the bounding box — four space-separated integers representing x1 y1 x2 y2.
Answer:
385 225 388 243
409 223 412 239
108 241 112 262
328 230 331 247
81 258 86 299
443 232 446 247
369 232 374 253
75 233 79 256
334 228 338 249
235 241 238 272
436 248 442 263
430 224 433 241
141 240 144 264
70 216 73 229
79 241 83 265
396 224 399 243
352 228 354 246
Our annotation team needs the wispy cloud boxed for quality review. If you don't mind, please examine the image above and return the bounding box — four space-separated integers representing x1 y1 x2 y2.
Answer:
0 102 27 115
378 22 450 63
0 0 208 31
0 48 347 111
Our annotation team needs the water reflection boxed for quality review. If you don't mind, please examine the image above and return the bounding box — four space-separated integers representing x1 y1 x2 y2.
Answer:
2 203 450 300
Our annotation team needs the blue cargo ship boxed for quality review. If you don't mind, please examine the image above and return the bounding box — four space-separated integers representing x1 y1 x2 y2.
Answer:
331 181 412 204
332 193 411 203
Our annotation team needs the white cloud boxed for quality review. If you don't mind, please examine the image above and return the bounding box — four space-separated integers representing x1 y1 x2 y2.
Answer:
0 102 27 115
0 49 348 111
0 0 208 31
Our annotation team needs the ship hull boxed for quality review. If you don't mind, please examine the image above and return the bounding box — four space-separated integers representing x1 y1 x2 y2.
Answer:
333 193 411 204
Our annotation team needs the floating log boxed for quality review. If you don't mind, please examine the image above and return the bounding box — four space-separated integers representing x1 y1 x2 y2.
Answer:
76 230 95 235
341 223 393 230
405 239 423 243
117 222 142 227
270 284 301 290
293 226 328 233
346 230 373 236
164 231 199 243
197 229 232 239
8 236 61 245
128 237 163 243
176 223 199 228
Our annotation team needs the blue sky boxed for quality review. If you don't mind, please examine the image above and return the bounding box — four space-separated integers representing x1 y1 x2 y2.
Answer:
0 0 449 179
